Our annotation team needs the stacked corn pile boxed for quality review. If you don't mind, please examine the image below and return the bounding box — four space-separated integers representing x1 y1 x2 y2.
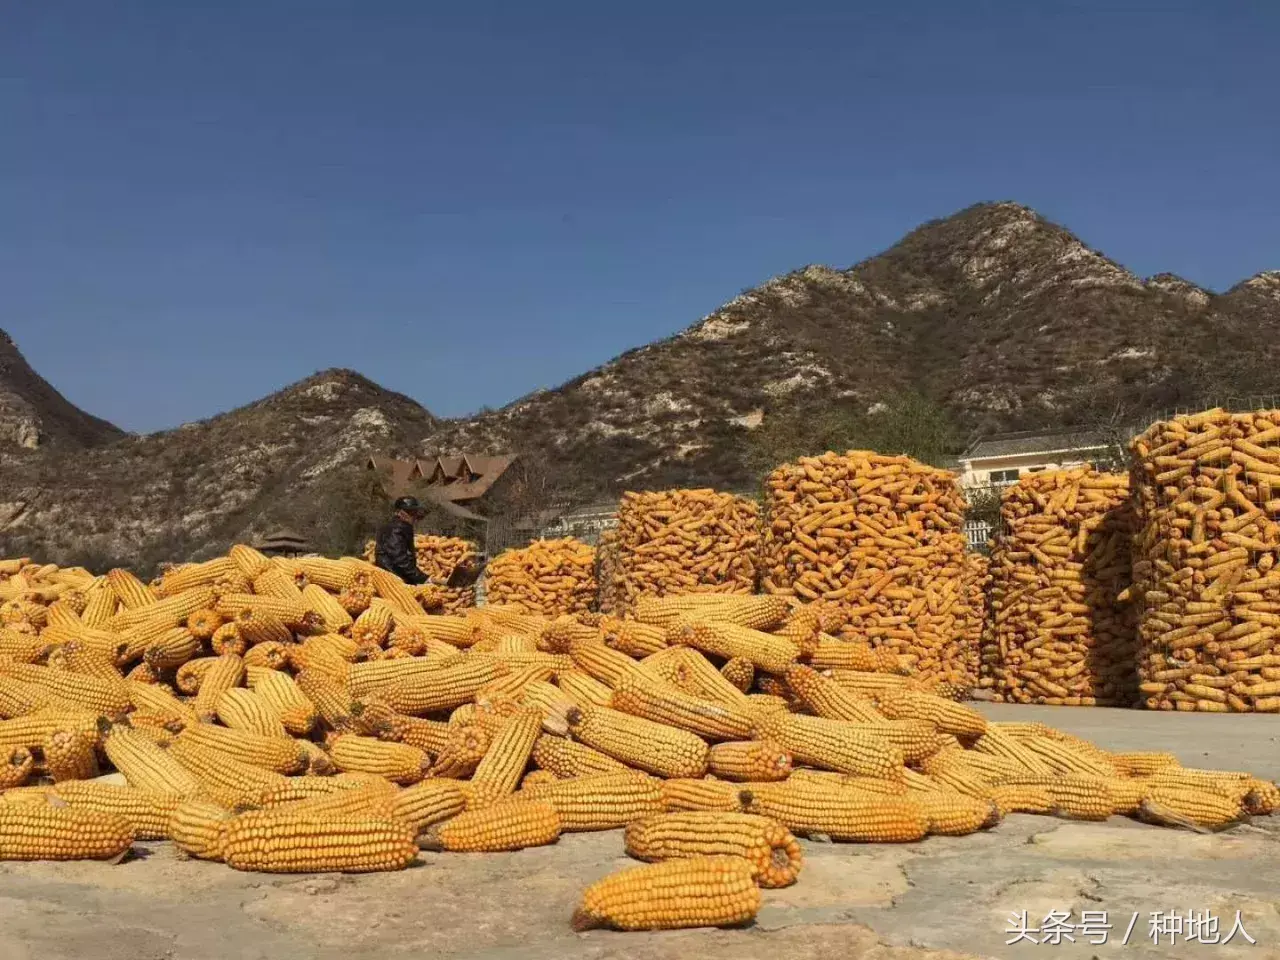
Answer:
364 534 478 613
1131 408 1280 713
0 567 1275 931
986 469 1138 707
761 452 981 693
595 529 623 615
609 490 759 613
485 539 597 617
961 554 991 696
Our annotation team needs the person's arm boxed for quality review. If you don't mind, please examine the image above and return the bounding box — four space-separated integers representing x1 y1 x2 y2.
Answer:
383 524 429 585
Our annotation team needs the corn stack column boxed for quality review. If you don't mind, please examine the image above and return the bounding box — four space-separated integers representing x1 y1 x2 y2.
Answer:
987 468 1137 706
1131 408 1280 713
485 538 598 617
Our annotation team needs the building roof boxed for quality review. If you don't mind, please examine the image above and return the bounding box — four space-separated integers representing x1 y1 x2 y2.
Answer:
962 428 1114 461
418 453 518 502
253 526 314 552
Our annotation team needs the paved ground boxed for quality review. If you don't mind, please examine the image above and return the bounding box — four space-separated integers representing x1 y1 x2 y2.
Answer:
1 705 1278 960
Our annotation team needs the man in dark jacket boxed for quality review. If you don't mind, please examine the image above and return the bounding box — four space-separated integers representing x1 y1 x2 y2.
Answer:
374 496 435 585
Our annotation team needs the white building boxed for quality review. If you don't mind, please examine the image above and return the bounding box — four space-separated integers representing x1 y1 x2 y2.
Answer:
957 428 1120 490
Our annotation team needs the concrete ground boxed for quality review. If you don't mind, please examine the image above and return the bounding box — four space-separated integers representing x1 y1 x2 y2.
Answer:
2 705 1279 960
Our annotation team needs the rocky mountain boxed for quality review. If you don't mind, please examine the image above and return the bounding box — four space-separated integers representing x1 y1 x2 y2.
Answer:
0 369 436 569
0 330 124 451
3 201 1278 567
418 202 1280 496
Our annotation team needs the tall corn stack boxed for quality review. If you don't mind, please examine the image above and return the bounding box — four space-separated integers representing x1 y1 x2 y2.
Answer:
761 452 982 694
484 539 597 617
364 534 479 613
595 529 623 615
1131 408 1280 713
986 468 1138 706
606 490 760 613
0 553 1276 931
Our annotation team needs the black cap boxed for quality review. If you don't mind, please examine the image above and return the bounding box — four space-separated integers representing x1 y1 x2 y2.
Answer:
394 496 426 515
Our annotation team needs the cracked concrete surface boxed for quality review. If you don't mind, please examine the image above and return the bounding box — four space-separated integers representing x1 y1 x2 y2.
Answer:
1 705 1278 960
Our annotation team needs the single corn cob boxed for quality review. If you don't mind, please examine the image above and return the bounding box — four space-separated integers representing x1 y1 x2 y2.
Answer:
609 674 755 741
634 595 790 631
707 740 792 782
159 558 236 597
228 543 272 578
50 782 179 840
918 753 995 800
216 688 288 738
420 798 562 852
1139 785 1245 831
80 582 119 627
753 711 903 781
125 662 163 685
48 640 124 683
788 769 907 794
875 690 988 739
1244 779 1280 816
674 621 799 675
0 803 134 861
329 735 428 784
380 658 507 716
624 811 802 887
467 707 542 808
191 654 246 721
531 735 628 778
123 682 193 731
519 680 577 726
521 770 560 790
783 665 884 723
175 657 216 695
908 791 1000 836
1019 737 1121 779
168 798 232 860
242 641 292 671
101 722 203 798
739 780 929 842
235 608 294 647
1108 751 1181 777
520 770 662 831
852 720 942 763
106 568 157 609
970 727 1055 775
0 663 131 717
720 658 755 693
1106 778 1149 816
603 621 668 659
41 728 99 781
0 709 98 751
990 784 1057 816
258 776 363 806
300 583 355 633
478 664 554 704
567 639 642 687
220 811 417 873
248 669 317 735
269 783 398 821
0 746 33 788
351 604 395 646
108 588 215 635
660 778 742 813
188 609 228 645
165 738 289 807
566 704 708 779
826 670 920 700
429 723 493 779
643 648 754 708
572 855 760 931
296 669 359 731
556 669 614 707
388 780 468 832
251 565 307 605
346 656 456 698
998 774 1115 821
143 627 201 671
215 591 308 629
806 638 881 673
177 724 307 775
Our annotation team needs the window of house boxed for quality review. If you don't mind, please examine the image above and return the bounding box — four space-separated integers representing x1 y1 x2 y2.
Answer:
989 469 1020 484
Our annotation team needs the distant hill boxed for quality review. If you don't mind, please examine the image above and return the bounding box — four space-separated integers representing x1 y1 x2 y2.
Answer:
3 201 1278 567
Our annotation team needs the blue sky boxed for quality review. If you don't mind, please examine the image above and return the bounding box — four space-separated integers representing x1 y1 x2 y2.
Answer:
3 1 1277 433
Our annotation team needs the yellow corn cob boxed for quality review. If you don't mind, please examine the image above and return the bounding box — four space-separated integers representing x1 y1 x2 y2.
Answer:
600 621 667 659
0 663 131 717
360 699 449 754
739 780 929 842
125 662 163 686
556 669 614 707
329 734 428 784
106 568 157 609
127 681 197 729
908 791 1001 836
191 653 246 721
1244 779 1280 816
215 688 288 738
250 565 307 606
220 810 417 873
1019 737 1121 779
168 798 232 860
609 674 755 741
753 711 903 781
0 709 98 751
565 704 708 779
109 588 215 635
257 776 364 806
41 727 99 781
467 707 542 807
143 627 202 671
295 668 359 731
478 665 554 705
101 722 203 798
519 680 577 726
247 669 317 735
1108 751 1181 777
1140 767 1254 799
241 641 292 671
634 595 790 631
268 783 398 821
530 735 628 778
624 811 802 888
875 690 988 739
0 803 134 861
783 665 884 723
381 657 508 716
660 778 743 813
566 638 642 688
0 745 33 788
989 784 1056 816
293 556 360 592
0 628 46 664
216 592 309 630
520 769 561 790
970 727 1056 775
299 583 355 633
174 657 215 694
80 582 119 628
788 769 907 794
826 670 920 699
0 674 74 718
228 544 272 578
997 774 1115 821
235 608 294 647
351 603 395 647
917 753 995 800
158 558 237 597
1105 778 1148 816
48 640 125 683
346 656 455 698
673 620 799 675
165 738 290 807
428 721 491 778
420 798 562 852
337 584 373 616
388 780 468 832
519 770 662 831
719 657 755 693
805 638 881 672
644 648 755 709
49 782 179 840
1139 785 1245 830
706 740 792 782
573 855 761 931
176 724 307 774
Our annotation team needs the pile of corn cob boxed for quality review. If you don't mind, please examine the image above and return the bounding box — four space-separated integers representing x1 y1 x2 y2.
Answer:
1131 409 1280 712
606 490 760 613
484 538 597 617
363 534 479 613
986 468 1139 706
594 529 623 615
761 452 983 693
0 557 1276 932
